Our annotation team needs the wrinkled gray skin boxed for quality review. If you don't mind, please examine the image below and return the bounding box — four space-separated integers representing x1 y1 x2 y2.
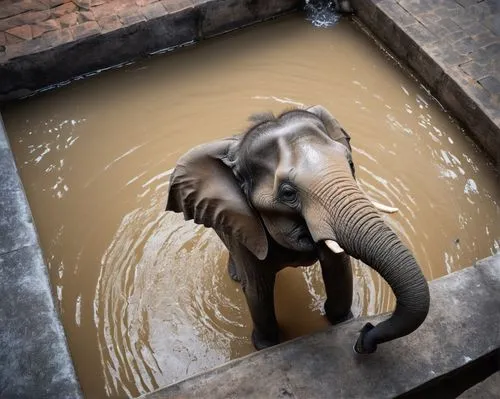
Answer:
166 105 430 354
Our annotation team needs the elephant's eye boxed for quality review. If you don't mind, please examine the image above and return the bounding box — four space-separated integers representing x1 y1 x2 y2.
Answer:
279 184 298 204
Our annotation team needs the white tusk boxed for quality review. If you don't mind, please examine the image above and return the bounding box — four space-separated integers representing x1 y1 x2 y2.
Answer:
371 201 399 214
325 239 344 254
356 182 399 214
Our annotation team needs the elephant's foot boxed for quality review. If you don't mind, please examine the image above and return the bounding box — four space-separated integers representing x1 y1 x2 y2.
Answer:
227 256 240 282
324 301 353 325
251 329 280 351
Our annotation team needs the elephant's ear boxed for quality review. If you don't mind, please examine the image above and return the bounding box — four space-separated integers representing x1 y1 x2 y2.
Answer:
307 105 352 152
166 138 268 260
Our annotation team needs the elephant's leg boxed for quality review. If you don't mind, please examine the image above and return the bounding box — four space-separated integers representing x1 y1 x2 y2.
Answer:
240 263 279 350
319 250 353 324
218 233 279 350
227 255 240 282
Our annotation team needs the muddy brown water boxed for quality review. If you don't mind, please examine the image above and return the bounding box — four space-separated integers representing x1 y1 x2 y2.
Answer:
3 15 500 399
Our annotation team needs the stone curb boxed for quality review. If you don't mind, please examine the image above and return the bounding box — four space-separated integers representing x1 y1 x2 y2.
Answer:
0 0 301 102
142 254 500 398
349 0 500 169
0 113 82 398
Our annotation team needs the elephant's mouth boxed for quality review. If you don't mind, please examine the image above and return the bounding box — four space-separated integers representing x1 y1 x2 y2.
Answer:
293 225 315 250
299 234 314 247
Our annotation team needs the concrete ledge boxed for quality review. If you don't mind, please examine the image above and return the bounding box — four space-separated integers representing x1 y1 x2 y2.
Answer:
349 0 500 168
0 0 300 102
143 254 500 398
0 115 81 398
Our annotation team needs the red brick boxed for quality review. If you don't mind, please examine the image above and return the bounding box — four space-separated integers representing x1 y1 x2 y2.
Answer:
73 0 91 10
45 0 72 6
25 0 51 11
23 10 52 24
141 2 166 20
6 36 48 59
6 25 33 41
0 32 6 46
71 21 100 40
79 10 95 22
32 19 61 38
92 0 137 20
5 32 24 45
136 0 158 6
41 27 73 48
97 15 122 33
0 1 25 19
161 0 193 13
119 7 146 26
0 10 51 32
51 2 77 17
58 12 79 27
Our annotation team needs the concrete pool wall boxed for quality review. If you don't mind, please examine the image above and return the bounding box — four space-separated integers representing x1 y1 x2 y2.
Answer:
0 114 81 397
0 0 499 397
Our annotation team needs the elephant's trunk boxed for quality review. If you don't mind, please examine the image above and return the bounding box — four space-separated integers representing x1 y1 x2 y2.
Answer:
305 171 430 353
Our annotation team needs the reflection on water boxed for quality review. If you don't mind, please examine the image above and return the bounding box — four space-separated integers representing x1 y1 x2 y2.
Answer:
3 15 499 398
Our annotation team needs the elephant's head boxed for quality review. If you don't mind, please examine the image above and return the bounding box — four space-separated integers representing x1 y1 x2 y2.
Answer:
166 105 430 353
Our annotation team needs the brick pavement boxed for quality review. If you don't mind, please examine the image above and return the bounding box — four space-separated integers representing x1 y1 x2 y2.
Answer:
351 0 500 167
389 0 499 111
0 0 190 60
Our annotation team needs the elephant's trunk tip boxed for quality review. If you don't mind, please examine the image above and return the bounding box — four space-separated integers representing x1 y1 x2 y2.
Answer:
353 323 377 354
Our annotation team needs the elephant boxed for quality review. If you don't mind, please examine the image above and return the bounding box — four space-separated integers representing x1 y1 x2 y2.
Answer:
165 105 430 354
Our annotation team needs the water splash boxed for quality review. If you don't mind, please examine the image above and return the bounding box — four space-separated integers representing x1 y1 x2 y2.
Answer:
305 1 341 28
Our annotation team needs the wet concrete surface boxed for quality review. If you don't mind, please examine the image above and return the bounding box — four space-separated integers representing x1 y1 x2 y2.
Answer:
144 254 500 399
